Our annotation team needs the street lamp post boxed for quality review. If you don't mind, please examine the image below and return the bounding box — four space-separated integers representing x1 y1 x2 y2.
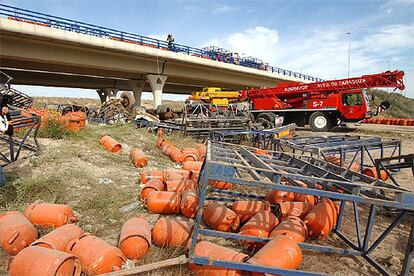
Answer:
347 32 351 78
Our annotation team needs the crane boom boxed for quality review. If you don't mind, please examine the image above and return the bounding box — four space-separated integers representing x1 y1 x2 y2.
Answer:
247 70 405 99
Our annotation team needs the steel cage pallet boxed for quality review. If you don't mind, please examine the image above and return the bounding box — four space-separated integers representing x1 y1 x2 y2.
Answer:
0 108 40 166
189 141 414 275
274 135 402 174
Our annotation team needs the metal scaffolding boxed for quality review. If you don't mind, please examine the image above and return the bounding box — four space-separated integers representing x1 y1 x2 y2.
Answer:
189 141 414 275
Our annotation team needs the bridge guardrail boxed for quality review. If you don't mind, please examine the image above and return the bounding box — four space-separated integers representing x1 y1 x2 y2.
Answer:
0 4 323 82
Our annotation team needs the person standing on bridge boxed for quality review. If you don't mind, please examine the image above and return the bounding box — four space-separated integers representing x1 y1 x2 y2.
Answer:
167 34 175 50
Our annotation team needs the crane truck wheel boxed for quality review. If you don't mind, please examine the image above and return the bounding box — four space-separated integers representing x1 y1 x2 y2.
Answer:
256 112 276 129
309 112 332 132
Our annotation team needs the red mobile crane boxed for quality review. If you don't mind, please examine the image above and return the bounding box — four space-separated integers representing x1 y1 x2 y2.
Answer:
241 70 405 131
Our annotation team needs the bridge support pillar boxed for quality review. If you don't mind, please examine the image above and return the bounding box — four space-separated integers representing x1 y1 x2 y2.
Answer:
96 88 118 104
128 79 145 107
147 74 167 109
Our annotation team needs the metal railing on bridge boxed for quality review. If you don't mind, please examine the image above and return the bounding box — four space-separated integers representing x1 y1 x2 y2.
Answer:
0 4 323 82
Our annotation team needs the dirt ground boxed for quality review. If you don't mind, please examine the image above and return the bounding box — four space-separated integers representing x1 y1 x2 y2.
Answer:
0 120 413 275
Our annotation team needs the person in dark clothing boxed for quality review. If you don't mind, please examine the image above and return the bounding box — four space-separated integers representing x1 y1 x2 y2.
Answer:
0 94 13 135
167 34 175 50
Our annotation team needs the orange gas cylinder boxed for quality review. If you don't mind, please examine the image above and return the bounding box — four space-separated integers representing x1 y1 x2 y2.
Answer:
31 224 83 251
166 179 196 193
181 190 199 218
279 201 313 219
157 137 164 148
255 149 271 155
165 173 187 182
183 147 200 155
269 216 308 242
202 202 240 232
247 235 302 273
9 246 81 276
130 148 148 168
146 191 181 214
152 217 193 247
66 114 81 132
164 169 191 179
231 200 270 223
190 171 200 181
75 112 86 129
67 234 126 275
183 153 198 162
140 169 165 184
24 203 78 228
140 179 165 201
208 180 233 190
239 211 279 251
196 146 207 157
294 193 316 206
169 147 184 163
118 217 151 260
189 241 248 276
0 211 37 255
362 167 389 181
265 190 295 204
183 161 203 172
304 199 339 239
99 135 122 153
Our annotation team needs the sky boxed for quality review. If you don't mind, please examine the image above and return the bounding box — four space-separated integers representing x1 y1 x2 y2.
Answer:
3 0 414 100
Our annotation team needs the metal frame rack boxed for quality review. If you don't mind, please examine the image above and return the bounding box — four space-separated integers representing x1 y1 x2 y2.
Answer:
0 108 40 166
189 141 414 275
0 4 323 82
209 123 296 145
274 135 402 174
375 154 414 188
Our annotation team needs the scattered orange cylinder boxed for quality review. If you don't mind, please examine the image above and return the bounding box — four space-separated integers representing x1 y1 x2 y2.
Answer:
165 173 187 182
140 179 165 201
279 201 313 219
118 217 151 260
0 211 37 255
24 203 78 228
189 241 248 276
231 200 270 223
146 191 181 214
181 190 199 218
169 147 184 163
183 161 203 172
166 179 196 193
183 153 198 162
239 211 279 251
196 145 206 157
265 190 295 204
164 169 191 179
362 167 389 181
190 170 200 181
99 135 122 153
130 148 148 168
255 149 271 155
304 199 339 239
67 234 126 275
209 180 233 190
152 217 193 247
9 246 81 276
140 169 165 184
247 235 302 273
294 193 316 206
31 224 83 251
203 202 240 232
269 216 308 242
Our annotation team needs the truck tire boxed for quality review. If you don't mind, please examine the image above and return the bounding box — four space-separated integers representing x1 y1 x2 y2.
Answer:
309 112 331 132
257 112 276 129
117 91 135 108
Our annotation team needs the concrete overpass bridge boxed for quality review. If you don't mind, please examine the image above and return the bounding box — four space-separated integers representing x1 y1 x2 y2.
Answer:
0 4 322 107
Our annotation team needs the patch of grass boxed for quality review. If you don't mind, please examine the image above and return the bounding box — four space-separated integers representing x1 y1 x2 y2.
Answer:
370 89 414 118
37 119 72 139
0 175 65 211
